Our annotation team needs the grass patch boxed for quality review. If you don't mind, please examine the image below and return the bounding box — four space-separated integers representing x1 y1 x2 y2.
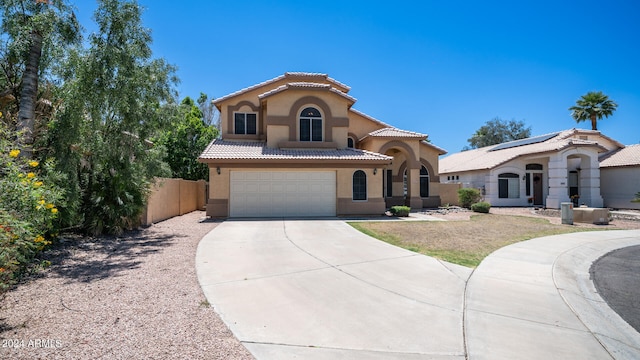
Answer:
349 214 602 268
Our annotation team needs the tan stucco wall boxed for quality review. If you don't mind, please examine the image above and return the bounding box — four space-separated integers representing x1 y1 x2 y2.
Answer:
348 110 386 139
439 183 462 206
266 125 289 148
142 178 207 225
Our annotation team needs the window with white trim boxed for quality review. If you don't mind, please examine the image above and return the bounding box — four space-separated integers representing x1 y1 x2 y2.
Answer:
234 113 257 135
300 107 322 141
498 173 520 198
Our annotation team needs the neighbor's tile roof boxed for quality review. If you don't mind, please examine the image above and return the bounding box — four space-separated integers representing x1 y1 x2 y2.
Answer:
440 129 608 173
258 82 357 103
199 140 392 162
213 72 350 105
599 144 640 167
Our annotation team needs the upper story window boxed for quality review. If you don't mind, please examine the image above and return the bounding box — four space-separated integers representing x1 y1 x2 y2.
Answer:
299 107 322 141
234 113 257 135
347 137 355 148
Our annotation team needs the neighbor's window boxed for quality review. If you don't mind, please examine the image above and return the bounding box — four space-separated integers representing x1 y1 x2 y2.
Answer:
353 170 367 201
300 107 322 141
234 113 257 135
498 173 520 198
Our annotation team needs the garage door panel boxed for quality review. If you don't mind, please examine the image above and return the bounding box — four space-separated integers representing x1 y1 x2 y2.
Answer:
230 171 336 217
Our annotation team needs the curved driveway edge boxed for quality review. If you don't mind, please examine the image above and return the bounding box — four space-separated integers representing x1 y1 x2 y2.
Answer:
196 219 471 359
465 230 640 360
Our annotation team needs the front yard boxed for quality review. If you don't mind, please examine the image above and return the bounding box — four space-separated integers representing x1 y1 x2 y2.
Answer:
349 211 639 267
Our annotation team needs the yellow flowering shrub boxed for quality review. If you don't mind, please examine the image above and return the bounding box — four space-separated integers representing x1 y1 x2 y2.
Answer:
1 132 64 292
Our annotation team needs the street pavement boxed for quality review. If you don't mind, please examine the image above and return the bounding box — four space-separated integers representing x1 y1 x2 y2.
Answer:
591 244 640 333
196 220 640 359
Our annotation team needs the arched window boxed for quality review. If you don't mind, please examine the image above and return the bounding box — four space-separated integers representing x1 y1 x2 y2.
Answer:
353 170 367 200
300 107 322 141
498 173 520 198
347 137 355 148
420 165 430 197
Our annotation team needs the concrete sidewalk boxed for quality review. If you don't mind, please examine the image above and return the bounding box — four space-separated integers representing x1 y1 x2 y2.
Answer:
196 220 640 359
465 230 640 360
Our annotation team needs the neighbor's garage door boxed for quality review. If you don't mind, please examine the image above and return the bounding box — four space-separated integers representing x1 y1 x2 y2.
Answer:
230 171 336 217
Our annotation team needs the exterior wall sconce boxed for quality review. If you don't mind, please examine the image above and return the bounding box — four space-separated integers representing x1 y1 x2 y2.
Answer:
522 175 526 180
216 166 221 175
373 168 377 175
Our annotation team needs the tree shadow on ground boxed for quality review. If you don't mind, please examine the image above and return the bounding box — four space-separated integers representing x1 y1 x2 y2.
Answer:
36 228 186 284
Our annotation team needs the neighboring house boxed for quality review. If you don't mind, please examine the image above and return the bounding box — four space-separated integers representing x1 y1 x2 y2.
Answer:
439 129 628 209
198 72 446 218
599 144 640 210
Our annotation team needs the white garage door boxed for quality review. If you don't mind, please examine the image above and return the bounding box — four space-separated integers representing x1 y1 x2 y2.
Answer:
230 171 336 217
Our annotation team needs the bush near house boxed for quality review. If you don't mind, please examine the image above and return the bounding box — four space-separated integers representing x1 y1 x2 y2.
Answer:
458 188 482 209
0 137 63 292
471 202 491 213
390 206 411 217
633 192 640 203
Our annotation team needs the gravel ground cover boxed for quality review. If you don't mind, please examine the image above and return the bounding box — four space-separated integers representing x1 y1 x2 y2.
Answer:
0 211 253 360
423 206 640 229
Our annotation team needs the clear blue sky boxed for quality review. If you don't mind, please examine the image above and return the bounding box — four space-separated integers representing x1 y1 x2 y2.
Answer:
72 0 640 155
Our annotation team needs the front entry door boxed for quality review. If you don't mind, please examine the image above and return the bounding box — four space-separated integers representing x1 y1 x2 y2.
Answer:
533 173 543 205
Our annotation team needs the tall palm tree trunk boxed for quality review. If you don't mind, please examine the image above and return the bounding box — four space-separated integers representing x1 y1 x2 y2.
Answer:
17 30 43 159
591 114 597 130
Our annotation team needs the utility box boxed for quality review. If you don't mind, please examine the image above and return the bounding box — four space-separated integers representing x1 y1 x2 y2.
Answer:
561 202 574 225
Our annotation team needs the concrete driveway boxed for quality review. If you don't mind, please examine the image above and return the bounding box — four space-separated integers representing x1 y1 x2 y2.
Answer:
196 220 640 359
196 220 471 359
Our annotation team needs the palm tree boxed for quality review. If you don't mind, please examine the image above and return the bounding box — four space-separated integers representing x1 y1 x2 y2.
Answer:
569 91 618 131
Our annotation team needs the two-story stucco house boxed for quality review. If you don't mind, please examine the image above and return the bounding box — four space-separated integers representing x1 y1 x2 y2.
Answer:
198 72 446 218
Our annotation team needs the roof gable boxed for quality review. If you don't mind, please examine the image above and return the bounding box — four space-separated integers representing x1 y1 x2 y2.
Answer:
213 72 350 106
258 82 357 104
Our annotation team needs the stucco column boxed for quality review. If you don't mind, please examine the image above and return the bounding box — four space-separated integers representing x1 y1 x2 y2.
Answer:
579 164 604 208
407 167 423 209
545 155 569 209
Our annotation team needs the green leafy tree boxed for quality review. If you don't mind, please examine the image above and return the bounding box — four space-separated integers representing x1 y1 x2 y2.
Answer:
197 92 219 129
47 0 177 235
157 96 218 181
464 117 531 150
569 91 618 131
0 0 80 158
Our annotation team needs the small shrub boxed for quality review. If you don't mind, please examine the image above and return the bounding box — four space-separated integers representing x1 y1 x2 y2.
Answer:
471 202 491 213
632 191 640 203
458 188 482 209
389 206 411 217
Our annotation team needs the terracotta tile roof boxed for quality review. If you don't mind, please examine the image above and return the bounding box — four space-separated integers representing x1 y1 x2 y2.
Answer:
199 140 392 162
366 127 428 139
213 72 350 105
440 130 609 174
258 82 357 103
600 144 640 167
